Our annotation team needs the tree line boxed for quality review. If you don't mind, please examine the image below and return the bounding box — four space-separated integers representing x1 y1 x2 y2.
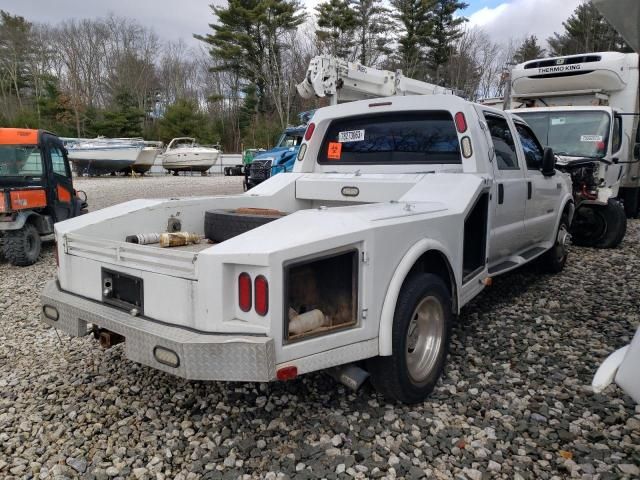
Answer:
0 1 631 152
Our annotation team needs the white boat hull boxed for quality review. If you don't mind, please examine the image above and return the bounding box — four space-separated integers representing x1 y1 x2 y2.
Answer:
68 146 141 175
161 150 220 172
132 147 161 174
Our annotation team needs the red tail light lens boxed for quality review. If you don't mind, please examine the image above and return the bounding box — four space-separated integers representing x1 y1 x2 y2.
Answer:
304 122 315 141
277 365 298 381
254 275 269 316
455 112 467 133
238 273 252 312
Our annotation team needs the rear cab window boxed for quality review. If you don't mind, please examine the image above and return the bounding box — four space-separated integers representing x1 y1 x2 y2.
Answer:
318 111 461 165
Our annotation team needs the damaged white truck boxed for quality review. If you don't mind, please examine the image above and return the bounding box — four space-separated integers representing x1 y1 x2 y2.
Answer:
509 51 640 247
41 95 573 403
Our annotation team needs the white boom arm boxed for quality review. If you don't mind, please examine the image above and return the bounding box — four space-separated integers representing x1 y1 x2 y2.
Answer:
296 55 453 104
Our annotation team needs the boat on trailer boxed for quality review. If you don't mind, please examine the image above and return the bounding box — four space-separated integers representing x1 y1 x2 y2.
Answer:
66 138 143 176
130 141 164 175
160 137 220 175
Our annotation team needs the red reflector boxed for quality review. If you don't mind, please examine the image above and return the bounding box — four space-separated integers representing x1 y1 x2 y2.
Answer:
277 365 298 381
304 122 315 141
254 275 269 316
455 112 467 133
238 273 252 312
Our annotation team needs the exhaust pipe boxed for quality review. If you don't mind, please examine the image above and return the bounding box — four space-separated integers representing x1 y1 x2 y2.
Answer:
95 329 125 348
328 364 370 391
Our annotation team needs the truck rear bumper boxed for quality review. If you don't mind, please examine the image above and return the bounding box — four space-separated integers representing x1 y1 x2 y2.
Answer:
41 280 276 382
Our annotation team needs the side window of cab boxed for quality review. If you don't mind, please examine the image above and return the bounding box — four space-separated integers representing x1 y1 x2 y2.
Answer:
515 123 544 170
483 113 519 170
51 146 71 178
612 114 622 153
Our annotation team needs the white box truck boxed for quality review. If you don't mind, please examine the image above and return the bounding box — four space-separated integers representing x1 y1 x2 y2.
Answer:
509 51 640 248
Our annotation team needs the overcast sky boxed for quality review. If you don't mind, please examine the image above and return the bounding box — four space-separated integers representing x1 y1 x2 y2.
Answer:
3 0 583 48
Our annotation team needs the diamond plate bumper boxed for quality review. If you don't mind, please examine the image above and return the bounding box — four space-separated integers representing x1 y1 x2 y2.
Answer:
41 280 276 381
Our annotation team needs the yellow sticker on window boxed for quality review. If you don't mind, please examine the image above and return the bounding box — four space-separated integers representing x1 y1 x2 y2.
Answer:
327 142 342 160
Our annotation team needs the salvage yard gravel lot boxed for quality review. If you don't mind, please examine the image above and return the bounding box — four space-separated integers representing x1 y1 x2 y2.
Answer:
1 175 638 480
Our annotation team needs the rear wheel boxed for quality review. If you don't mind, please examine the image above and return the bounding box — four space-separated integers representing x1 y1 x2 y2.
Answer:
369 273 451 404
3 223 42 266
572 200 626 249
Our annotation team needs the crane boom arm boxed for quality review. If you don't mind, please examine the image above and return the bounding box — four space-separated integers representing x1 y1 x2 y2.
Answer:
296 55 452 104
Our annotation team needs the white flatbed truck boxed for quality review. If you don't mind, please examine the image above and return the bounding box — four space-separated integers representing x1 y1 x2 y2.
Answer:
509 52 640 247
41 95 573 403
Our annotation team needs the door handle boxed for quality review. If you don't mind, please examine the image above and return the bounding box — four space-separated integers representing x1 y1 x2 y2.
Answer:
498 184 504 204
527 181 532 200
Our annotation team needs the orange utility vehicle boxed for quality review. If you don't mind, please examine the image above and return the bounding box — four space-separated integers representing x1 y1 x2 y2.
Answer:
0 129 87 266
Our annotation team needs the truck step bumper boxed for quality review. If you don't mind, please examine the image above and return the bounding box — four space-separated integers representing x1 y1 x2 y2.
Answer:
41 280 276 382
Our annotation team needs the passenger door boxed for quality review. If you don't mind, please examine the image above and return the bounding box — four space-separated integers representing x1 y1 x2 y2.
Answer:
43 134 75 222
484 112 528 264
514 122 559 244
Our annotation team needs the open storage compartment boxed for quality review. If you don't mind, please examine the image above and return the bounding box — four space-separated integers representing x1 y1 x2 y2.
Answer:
284 249 359 342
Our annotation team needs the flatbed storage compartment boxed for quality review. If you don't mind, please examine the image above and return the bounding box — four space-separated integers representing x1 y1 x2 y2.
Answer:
284 250 359 342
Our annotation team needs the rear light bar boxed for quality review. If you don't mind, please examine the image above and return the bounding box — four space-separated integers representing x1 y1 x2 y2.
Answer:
238 273 252 312
254 275 269 316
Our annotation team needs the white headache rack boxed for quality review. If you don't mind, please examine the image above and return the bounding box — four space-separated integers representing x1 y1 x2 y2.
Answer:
296 55 453 105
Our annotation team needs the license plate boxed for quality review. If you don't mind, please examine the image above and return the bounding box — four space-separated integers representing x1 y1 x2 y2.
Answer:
102 268 144 314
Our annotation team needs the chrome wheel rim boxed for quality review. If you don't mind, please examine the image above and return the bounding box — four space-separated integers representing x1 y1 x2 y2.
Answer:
405 296 445 385
555 224 570 262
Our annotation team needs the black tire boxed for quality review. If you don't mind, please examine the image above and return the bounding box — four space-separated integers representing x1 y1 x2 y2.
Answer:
368 273 451 404
620 187 639 219
539 213 570 273
204 209 283 243
3 223 42 266
572 199 626 249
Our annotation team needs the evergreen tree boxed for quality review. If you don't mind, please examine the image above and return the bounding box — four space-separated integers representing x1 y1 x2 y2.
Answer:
157 99 210 143
91 91 144 138
390 0 435 78
315 0 358 59
351 0 392 66
547 1 631 56
196 0 304 111
424 0 468 84
0 11 34 110
513 35 545 64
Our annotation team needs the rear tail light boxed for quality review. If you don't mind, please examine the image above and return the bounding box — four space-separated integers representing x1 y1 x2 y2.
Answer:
238 273 252 312
254 275 269 316
304 122 315 141
277 365 298 381
455 112 468 133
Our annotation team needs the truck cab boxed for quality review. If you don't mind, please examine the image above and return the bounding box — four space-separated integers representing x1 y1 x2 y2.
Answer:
246 126 306 189
510 51 640 246
41 95 572 403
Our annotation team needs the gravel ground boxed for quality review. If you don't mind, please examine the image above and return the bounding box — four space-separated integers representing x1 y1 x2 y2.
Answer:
1 176 639 480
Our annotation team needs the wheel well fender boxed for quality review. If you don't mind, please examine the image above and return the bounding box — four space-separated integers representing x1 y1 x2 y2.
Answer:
379 240 458 356
0 211 31 232
0 211 52 234
560 197 575 227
